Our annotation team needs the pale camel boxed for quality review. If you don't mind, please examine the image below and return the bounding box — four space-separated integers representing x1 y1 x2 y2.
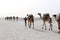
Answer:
53 14 60 33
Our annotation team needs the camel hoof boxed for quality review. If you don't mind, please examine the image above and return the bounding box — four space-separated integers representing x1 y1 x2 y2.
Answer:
42 27 44 29
49 29 50 30
58 31 60 33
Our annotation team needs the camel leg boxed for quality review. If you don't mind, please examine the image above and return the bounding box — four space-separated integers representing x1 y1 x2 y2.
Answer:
32 22 34 29
28 21 29 27
42 23 44 29
29 22 31 28
42 22 46 29
45 23 47 30
58 23 60 33
58 29 60 33
58 30 60 33
49 23 52 30
28 21 30 28
25 21 27 27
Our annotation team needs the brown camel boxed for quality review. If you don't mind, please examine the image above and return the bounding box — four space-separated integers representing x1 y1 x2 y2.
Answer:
5 16 12 20
53 14 60 33
27 14 34 29
38 13 52 30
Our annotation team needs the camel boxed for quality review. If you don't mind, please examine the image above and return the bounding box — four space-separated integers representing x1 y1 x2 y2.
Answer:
53 14 60 33
12 16 15 21
27 14 34 29
16 16 19 21
5 16 19 21
9 16 12 20
37 13 52 30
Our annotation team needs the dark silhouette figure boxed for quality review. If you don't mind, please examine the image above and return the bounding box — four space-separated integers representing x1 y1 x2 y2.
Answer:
24 17 27 26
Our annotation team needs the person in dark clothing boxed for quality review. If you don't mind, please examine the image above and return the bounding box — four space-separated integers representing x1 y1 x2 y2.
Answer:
24 17 27 26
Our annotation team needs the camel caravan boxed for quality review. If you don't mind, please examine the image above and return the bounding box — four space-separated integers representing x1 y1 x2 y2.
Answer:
4 13 60 33
5 16 19 21
24 13 60 33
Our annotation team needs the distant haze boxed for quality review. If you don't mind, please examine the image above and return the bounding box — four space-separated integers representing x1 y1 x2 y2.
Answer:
0 0 60 18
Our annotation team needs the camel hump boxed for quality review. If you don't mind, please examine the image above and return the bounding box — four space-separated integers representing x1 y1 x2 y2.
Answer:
29 14 34 18
44 14 49 16
43 14 50 19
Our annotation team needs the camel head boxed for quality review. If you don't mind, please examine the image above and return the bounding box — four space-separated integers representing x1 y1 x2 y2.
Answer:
37 13 41 17
53 14 57 19
53 14 60 22
27 14 29 16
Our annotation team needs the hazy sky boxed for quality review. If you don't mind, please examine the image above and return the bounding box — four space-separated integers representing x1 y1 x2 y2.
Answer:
0 0 60 18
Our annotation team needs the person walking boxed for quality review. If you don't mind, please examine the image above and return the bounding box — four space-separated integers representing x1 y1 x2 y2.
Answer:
24 17 27 26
